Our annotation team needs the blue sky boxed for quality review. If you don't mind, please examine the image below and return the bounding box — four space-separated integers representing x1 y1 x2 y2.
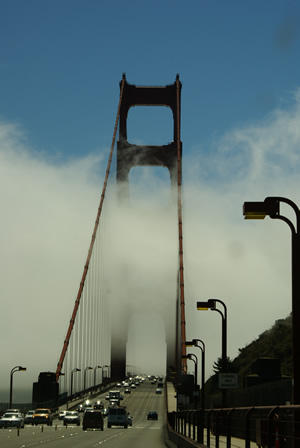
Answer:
1 1 300 401
1 1 299 159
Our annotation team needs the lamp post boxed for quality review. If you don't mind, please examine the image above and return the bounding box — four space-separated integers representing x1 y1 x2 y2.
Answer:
185 339 205 408
197 299 227 407
243 196 300 405
103 365 110 381
9 366 26 408
197 300 227 373
183 354 198 388
70 368 81 399
182 354 198 409
94 365 102 388
84 367 93 393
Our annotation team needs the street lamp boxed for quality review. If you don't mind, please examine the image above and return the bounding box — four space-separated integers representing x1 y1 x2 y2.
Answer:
197 299 227 407
10 366 26 408
182 354 198 388
185 339 205 408
197 299 227 373
70 368 81 398
243 196 300 405
182 354 198 409
102 365 109 382
94 365 102 388
84 366 93 393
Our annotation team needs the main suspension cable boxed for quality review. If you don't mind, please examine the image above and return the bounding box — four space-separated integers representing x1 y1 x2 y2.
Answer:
55 76 126 381
176 75 187 371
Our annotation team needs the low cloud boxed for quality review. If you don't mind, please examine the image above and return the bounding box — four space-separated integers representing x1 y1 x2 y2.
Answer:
1 87 300 401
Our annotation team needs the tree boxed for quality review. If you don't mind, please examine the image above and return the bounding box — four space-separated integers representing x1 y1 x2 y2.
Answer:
213 356 236 374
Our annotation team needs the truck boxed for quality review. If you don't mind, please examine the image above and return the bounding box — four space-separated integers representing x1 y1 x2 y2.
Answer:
108 390 121 406
107 406 127 428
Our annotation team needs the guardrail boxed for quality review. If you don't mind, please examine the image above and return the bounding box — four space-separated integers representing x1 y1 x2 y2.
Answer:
0 381 117 416
167 405 300 448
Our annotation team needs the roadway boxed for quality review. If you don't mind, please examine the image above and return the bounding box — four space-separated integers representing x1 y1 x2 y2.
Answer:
0 380 169 448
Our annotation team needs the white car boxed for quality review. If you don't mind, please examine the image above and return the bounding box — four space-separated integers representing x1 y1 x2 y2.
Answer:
0 412 24 428
63 411 80 426
24 410 35 424
58 410 67 420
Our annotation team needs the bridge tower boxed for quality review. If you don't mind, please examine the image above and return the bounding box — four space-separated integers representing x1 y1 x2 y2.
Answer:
111 74 183 379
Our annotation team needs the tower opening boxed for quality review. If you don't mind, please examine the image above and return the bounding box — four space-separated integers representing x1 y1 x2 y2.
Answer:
127 106 173 146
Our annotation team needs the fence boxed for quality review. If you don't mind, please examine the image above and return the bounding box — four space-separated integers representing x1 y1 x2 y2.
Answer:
167 405 300 448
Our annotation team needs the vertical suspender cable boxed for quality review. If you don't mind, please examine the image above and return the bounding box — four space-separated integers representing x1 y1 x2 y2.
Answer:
55 77 126 381
176 75 187 371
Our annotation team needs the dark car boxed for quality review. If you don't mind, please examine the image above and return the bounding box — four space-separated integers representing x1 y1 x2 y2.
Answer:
82 410 104 431
107 407 127 428
147 411 158 420
64 411 80 426
127 413 132 426
94 400 104 410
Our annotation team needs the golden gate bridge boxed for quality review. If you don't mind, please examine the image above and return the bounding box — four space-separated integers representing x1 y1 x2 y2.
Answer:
40 74 188 401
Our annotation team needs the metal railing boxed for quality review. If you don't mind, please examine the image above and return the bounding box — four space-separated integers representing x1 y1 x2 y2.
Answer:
167 405 300 448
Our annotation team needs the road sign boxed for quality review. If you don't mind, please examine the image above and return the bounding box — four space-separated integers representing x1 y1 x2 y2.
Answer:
219 373 238 389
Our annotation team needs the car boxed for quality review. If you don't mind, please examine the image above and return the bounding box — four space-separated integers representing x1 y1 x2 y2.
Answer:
147 411 158 420
58 410 67 420
0 412 25 428
94 400 104 410
109 400 119 408
24 410 35 424
32 408 53 426
102 408 109 417
63 411 80 426
124 388 131 394
82 410 104 431
127 413 132 426
155 388 162 394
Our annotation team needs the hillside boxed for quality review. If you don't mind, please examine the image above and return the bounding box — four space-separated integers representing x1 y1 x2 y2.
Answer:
231 313 292 378
205 314 292 396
